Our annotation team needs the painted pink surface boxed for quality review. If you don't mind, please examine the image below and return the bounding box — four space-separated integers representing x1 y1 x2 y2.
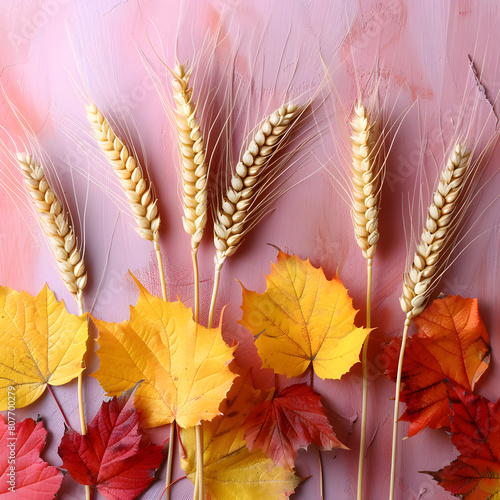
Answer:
1 1 500 499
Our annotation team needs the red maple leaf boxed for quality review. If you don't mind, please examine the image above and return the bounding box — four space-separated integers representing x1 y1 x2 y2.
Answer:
58 387 164 500
383 295 490 436
427 385 500 499
0 416 63 499
243 383 346 469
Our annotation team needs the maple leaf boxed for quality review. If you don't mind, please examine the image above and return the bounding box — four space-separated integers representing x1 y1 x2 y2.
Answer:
0 416 63 499
239 251 369 379
427 385 500 499
92 276 237 428
180 372 301 499
58 385 164 500
383 295 490 436
243 383 347 469
0 284 88 409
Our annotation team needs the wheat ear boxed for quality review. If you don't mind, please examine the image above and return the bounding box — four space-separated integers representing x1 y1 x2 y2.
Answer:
171 64 208 254
351 102 382 260
350 102 382 500
213 104 300 270
17 153 87 302
86 103 167 301
389 142 471 500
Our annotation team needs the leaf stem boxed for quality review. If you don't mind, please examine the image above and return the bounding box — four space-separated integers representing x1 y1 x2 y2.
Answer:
46 385 72 428
357 258 372 500
165 424 175 500
76 293 90 500
318 448 324 500
155 241 168 301
389 317 411 500
207 264 222 329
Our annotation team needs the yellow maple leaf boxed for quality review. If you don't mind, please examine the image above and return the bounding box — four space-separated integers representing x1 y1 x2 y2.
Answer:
180 372 301 499
92 276 237 429
0 284 88 409
239 251 369 379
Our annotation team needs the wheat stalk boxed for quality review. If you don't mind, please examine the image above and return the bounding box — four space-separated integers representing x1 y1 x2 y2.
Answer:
17 152 87 301
351 102 382 260
390 141 471 500
171 64 208 254
213 103 300 271
399 142 471 320
86 103 161 245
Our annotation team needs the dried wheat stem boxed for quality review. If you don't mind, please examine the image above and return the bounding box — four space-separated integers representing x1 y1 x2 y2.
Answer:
213 103 300 270
399 143 471 320
351 103 381 260
86 103 161 245
390 142 471 500
17 153 87 300
171 64 208 254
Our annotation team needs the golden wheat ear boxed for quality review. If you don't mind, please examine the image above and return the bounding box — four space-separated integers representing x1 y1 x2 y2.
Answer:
85 103 161 245
213 103 301 270
17 152 87 302
400 142 471 319
170 63 209 254
350 102 382 260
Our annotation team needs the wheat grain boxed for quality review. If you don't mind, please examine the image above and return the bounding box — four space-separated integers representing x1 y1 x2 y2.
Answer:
213 103 300 269
86 103 161 245
400 142 471 319
351 102 382 260
17 152 87 300
171 64 208 254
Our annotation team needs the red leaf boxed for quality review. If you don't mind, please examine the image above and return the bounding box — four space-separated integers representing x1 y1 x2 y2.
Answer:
383 296 490 436
427 385 500 499
243 383 346 468
58 386 164 500
0 416 62 499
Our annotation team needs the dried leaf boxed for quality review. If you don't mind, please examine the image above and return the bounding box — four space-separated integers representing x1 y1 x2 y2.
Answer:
427 385 500 499
243 383 346 468
0 284 88 409
180 373 301 499
384 295 490 436
240 251 369 379
58 386 164 500
92 276 237 428
0 416 63 498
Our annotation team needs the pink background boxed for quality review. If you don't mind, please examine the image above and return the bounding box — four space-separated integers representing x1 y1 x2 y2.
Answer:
1 1 500 499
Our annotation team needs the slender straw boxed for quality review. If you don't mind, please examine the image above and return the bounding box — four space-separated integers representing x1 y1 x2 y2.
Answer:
389 317 411 500
357 258 372 500
155 242 168 302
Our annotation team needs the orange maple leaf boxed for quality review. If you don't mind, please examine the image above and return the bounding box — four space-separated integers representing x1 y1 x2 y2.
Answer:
239 251 369 379
384 295 490 436
92 276 237 428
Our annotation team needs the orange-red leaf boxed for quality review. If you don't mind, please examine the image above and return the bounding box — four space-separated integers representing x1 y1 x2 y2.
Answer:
383 295 490 436
243 383 346 469
427 385 500 499
0 416 63 498
58 386 164 500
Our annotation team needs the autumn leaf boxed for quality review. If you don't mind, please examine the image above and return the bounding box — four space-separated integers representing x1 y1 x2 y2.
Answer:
0 416 63 499
243 383 347 469
239 251 369 379
58 385 164 500
427 385 500 499
383 295 490 436
92 276 237 428
0 284 88 409
180 372 301 499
